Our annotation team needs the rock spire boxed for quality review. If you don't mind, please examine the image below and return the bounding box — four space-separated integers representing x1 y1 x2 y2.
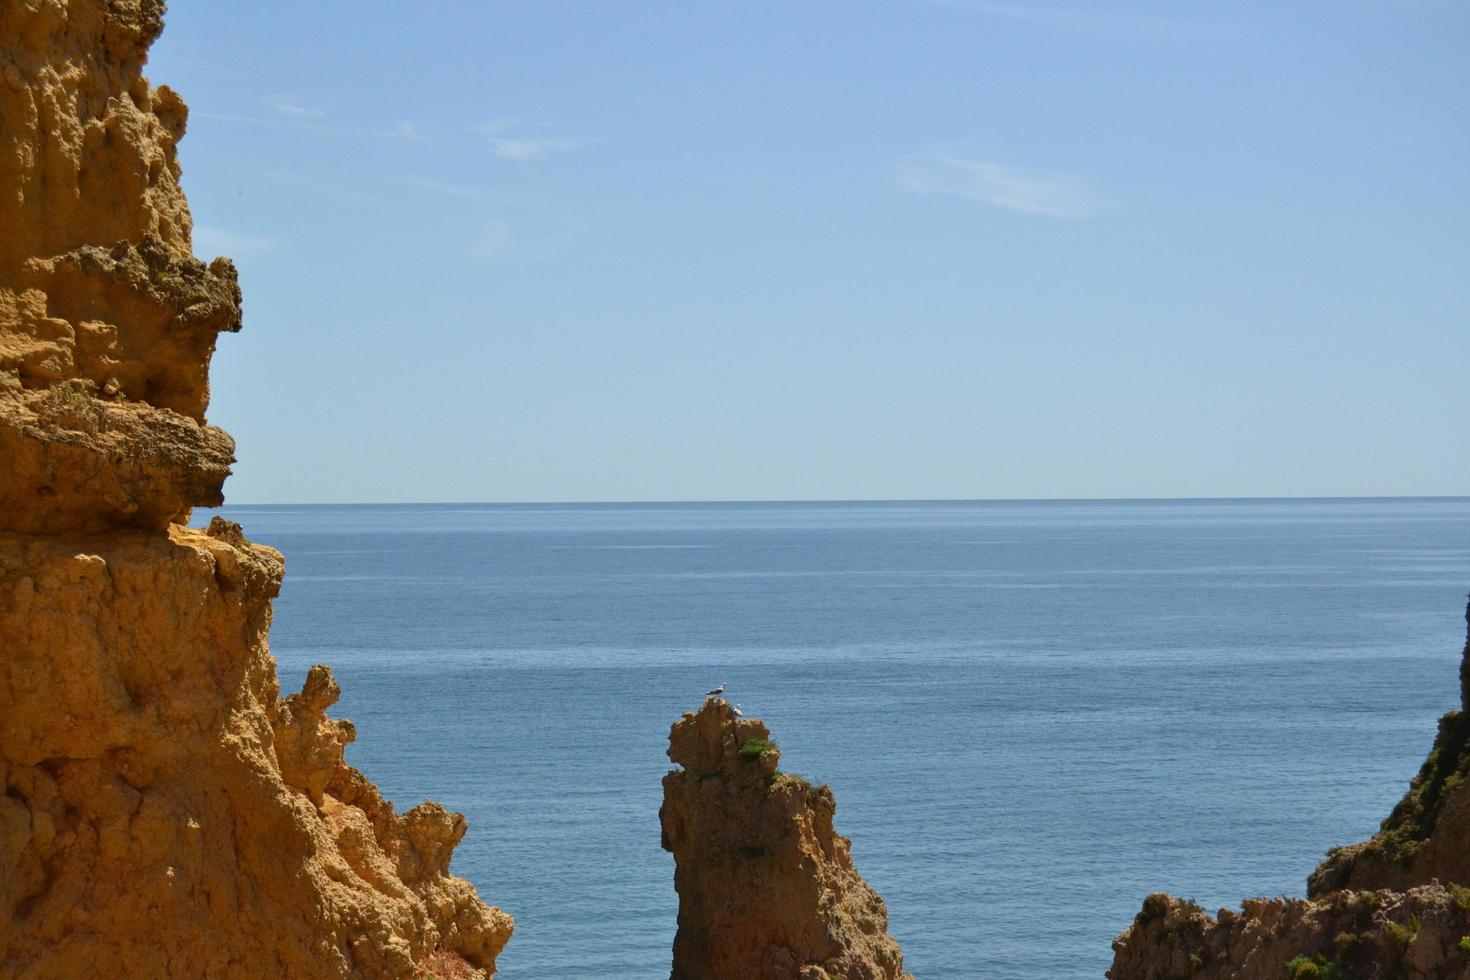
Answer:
660 698 909 979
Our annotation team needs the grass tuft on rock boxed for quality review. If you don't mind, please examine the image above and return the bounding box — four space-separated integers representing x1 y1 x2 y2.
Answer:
739 738 776 761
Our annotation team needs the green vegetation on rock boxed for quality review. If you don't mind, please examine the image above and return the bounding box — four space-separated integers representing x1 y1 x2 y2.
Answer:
1379 915 1420 960
1365 710 1470 866
1285 953 1347 980
770 772 812 791
739 738 776 761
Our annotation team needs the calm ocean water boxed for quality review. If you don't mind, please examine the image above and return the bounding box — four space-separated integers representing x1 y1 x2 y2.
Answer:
200 498 1470 979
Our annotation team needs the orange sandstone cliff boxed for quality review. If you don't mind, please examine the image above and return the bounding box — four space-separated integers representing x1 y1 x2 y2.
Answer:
0 2 511 977
1108 599 1470 980
659 698 910 980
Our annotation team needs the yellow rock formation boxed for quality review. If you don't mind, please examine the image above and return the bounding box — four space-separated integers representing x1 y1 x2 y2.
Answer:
660 698 910 980
0 2 511 976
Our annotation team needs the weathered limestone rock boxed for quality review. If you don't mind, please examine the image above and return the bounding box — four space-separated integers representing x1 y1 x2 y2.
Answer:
0 522 512 977
7 238 244 419
1 0 241 536
0 2 511 976
0 383 234 534
1108 598 1470 980
1111 888 1470 980
660 698 909 980
0 0 194 271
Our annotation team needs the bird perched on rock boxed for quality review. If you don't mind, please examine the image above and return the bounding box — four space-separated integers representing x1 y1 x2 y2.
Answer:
732 703 744 718
705 683 726 698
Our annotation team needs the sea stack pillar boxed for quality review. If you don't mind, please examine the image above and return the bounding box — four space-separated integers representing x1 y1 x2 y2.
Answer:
659 698 910 979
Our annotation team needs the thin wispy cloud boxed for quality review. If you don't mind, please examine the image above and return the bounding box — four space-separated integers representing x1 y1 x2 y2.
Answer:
465 212 586 262
203 108 577 163
263 93 324 119
915 0 1207 35
469 120 583 161
162 43 246 80
195 110 295 129
491 136 584 161
204 108 422 147
469 218 514 261
260 168 382 207
472 119 522 136
375 120 431 143
196 109 358 140
193 225 281 257
400 175 526 207
894 147 1115 219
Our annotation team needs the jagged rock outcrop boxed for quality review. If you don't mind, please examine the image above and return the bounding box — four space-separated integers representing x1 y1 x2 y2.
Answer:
1111 887 1470 979
0 2 511 977
659 698 909 980
1109 599 1470 980
1308 600 1470 898
1 0 239 535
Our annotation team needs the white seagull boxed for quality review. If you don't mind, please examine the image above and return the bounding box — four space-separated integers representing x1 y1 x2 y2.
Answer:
732 703 744 718
705 682 727 698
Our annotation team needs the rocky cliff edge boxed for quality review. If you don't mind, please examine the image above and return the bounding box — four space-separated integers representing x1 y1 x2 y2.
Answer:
0 2 511 976
1109 599 1470 980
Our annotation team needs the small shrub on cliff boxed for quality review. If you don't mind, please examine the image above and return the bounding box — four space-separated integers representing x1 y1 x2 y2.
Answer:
1371 708 1470 858
1285 954 1346 980
770 771 812 791
46 379 93 407
41 379 104 433
1457 935 1470 954
1379 915 1421 960
740 738 776 760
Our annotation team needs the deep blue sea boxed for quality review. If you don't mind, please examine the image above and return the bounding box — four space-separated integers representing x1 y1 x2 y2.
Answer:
199 498 1470 979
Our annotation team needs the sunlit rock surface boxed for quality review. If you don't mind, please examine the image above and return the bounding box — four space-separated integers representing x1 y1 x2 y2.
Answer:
0 2 511 976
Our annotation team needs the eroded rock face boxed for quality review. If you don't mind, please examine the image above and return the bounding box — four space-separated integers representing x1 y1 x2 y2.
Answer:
1108 599 1470 980
1 0 240 535
1110 888 1470 980
0 1 194 272
660 698 909 980
0 2 511 976
0 381 235 534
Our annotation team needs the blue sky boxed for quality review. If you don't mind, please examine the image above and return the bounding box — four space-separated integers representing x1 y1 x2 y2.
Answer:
150 1 1469 502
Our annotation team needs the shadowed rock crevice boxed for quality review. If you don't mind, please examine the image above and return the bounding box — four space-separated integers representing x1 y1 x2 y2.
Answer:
660 698 910 980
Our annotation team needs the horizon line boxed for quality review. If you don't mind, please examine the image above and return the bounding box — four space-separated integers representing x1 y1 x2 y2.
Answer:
205 494 1470 508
